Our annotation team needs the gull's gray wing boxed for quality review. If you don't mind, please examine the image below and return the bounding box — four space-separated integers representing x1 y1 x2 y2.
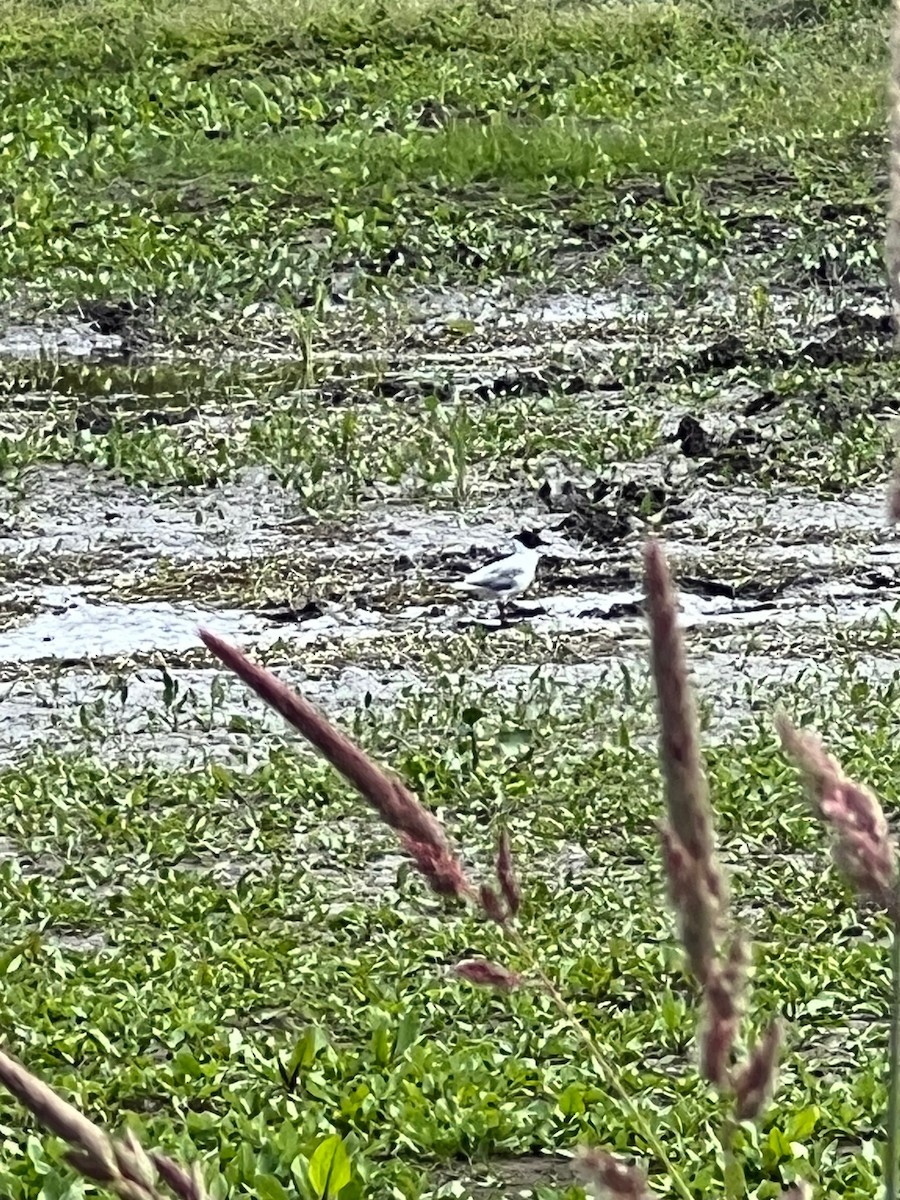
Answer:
468 564 521 591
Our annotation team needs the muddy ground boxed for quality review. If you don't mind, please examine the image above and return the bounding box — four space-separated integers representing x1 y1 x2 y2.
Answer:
2 276 898 766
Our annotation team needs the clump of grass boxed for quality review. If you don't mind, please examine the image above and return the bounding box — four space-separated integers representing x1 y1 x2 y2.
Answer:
0 0 893 335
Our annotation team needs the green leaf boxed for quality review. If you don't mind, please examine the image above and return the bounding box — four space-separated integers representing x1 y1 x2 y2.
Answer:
765 1126 792 1159
786 1106 820 1141
496 727 530 755
445 318 475 335
723 1156 746 1198
282 1026 330 1082
307 1135 352 1200
393 1011 419 1058
255 1173 290 1200
38 1175 84 1200
557 1083 586 1116
370 1020 392 1066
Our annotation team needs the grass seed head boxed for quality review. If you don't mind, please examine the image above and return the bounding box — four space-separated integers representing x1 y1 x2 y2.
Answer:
496 827 521 917
578 1148 652 1199
400 834 473 898
478 881 509 924
888 457 900 523
0 1050 205 1200
777 715 899 917
660 824 720 987
151 1155 209 1200
644 540 724 902
699 939 748 1088
454 959 521 989
733 1020 783 1121
200 627 475 902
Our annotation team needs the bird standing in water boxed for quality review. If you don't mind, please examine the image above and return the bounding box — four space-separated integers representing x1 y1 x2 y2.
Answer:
452 534 542 622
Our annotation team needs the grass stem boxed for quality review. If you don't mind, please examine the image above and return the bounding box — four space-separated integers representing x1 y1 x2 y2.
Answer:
509 930 696 1200
886 908 900 1200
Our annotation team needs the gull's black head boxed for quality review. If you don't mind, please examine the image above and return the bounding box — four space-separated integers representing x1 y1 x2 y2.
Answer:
513 529 543 550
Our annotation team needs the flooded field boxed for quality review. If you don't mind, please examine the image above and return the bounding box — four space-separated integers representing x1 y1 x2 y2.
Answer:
4 0 900 1197
3 281 899 763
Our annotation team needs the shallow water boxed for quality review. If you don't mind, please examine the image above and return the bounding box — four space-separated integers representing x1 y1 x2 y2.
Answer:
0 321 125 360
2 286 898 763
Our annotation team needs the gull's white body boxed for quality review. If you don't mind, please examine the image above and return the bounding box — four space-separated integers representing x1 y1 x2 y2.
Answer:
452 539 541 607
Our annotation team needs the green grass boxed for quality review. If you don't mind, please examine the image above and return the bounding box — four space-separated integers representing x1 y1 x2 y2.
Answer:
2 668 900 1197
0 0 892 335
0 385 660 498
4 343 898 499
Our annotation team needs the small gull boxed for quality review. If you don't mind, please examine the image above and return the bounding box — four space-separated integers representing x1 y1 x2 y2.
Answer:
452 533 542 622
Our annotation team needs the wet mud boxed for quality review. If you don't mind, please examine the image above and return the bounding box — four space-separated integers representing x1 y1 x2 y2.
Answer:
0 319 127 361
2 283 899 762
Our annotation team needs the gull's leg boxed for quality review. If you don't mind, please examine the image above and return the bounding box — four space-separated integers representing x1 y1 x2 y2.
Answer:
497 598 508 624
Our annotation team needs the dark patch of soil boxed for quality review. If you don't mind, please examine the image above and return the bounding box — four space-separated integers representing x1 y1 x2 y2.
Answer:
75 298 156 354
659 415 769 480
678 573 796 604
259 600 327 624
539 477 689 543
471 364 592 402
672 414 713 458
60 402 202 437
430 1152 572 1198
634 306 893 387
